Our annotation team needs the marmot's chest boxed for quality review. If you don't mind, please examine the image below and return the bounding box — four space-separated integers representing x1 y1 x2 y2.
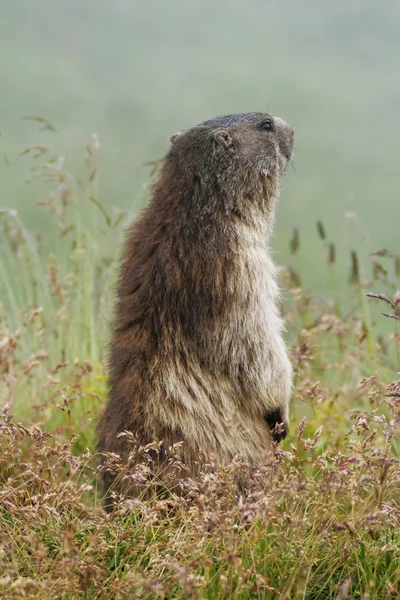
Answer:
209 243 282 350
233 242 279 311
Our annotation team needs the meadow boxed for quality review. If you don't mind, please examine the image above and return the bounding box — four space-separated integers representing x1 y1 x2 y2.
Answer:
1 1 400 597
0 130 399 599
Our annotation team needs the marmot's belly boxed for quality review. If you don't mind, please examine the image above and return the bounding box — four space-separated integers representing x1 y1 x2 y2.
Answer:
149 363 282 463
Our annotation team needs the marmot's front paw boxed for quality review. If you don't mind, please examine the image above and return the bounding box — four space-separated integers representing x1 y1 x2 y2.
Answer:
264 408 288 443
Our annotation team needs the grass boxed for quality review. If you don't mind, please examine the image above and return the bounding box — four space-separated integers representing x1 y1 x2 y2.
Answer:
0 133 399 599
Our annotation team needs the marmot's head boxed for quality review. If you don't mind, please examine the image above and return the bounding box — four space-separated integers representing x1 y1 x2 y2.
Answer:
156 113 293 227
168 112 294 183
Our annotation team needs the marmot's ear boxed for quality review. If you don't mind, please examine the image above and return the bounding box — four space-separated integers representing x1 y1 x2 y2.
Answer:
169 131 184 146
215 130 234 152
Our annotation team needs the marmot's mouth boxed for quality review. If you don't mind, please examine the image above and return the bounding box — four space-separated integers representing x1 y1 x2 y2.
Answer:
279 146 293 165
285 149 294 163
278 152 292 171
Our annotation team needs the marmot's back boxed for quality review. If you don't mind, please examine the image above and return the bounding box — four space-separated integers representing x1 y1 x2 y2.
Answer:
99 113 294 509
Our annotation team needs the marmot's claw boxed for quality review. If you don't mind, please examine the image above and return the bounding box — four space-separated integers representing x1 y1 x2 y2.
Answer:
264 409 288 443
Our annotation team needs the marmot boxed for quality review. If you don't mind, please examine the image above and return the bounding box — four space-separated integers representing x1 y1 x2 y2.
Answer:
98 112 294 507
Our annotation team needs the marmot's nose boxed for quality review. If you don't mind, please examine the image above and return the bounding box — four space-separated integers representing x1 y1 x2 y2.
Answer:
274 117 294 162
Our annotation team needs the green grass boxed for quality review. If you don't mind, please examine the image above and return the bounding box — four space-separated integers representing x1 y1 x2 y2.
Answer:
0 132 399 598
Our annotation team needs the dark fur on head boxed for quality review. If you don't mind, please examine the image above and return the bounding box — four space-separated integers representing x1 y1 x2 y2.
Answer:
166 113 293 230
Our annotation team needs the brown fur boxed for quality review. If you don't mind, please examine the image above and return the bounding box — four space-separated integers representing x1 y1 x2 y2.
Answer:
98 112 294 508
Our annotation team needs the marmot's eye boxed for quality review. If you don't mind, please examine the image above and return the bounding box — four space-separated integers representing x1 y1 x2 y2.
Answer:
261 120 272 131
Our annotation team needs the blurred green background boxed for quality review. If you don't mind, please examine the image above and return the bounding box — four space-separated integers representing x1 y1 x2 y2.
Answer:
1 0 399 291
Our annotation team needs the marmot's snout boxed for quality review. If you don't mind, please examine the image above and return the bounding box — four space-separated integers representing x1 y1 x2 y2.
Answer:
274 117 294 163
